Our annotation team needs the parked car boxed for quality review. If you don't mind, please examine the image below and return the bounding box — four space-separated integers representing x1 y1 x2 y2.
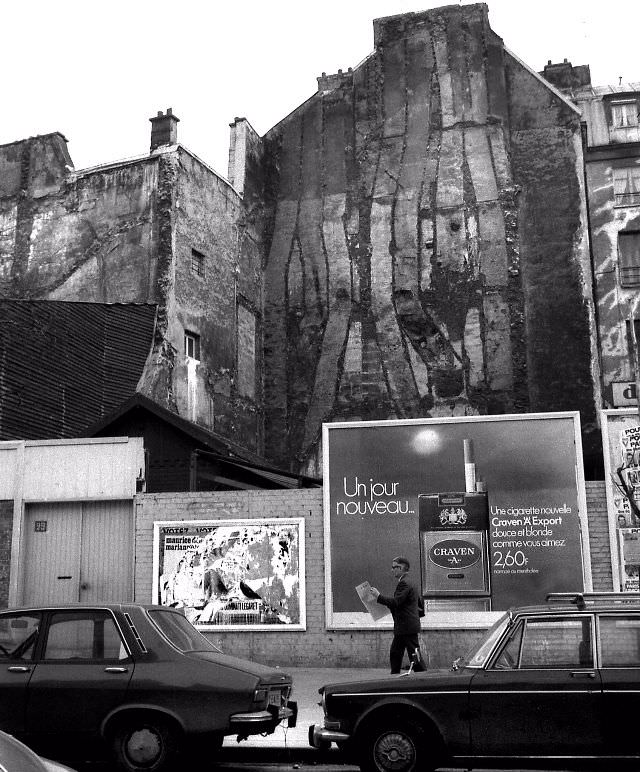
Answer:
0 603 296 772
310 592 640 771
0 730 76 772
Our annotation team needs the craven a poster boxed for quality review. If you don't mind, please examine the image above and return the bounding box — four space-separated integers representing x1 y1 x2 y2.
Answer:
323 413 591 628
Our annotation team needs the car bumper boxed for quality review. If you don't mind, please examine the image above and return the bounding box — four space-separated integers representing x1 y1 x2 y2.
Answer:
308 723 350 748
230 701 298 735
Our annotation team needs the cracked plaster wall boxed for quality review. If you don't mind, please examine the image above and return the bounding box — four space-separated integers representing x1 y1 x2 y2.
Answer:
0 137 264 457
261 3 598 474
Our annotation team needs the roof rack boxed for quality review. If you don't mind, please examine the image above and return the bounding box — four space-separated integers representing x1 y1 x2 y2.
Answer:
546 592 640 609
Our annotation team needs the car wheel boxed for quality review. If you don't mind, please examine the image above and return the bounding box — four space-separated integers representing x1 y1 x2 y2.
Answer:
112 717 178 772
360 719 428 772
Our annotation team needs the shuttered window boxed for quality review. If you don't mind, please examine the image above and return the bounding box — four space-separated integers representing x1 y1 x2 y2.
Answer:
614 167 640 207
619 232 640 287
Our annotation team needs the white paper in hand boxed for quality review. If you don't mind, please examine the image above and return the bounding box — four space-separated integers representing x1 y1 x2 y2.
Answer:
356 581 390 621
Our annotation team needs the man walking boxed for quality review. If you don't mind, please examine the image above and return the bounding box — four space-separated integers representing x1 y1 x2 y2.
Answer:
371 556 425 674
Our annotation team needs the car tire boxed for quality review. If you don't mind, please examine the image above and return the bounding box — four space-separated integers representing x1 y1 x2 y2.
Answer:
112 716 179 772
359 718 429 772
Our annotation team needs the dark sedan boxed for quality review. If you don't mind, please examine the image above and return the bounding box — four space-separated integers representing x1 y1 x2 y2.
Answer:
310 592 640 771
0 603 296 772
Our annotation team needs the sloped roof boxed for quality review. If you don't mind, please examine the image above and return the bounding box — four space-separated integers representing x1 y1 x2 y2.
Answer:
83 392 322 489
0 300 156 440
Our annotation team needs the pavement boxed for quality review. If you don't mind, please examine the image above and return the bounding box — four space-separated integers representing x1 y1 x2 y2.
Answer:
218 667 385 762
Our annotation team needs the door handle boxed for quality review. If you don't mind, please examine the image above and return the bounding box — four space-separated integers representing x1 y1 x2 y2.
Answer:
571 671 596 678
104 667 128 674
7 666 30 673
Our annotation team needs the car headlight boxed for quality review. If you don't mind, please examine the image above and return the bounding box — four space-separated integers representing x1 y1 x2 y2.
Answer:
253 688 269 705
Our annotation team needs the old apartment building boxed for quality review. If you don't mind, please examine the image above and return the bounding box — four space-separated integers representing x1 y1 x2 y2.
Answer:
1 3 602 477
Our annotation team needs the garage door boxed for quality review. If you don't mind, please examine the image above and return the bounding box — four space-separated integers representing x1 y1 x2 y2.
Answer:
21 501 133 605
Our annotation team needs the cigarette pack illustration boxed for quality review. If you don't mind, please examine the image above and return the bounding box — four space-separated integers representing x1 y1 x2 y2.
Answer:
419 439 491 601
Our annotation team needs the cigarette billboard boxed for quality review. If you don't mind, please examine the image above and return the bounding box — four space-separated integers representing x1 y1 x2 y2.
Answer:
323 413 591 628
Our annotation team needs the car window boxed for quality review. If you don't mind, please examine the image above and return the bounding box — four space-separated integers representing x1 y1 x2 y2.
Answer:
492 622 524 669
148 609 222 653
600 616 640 667
0 613 41 661
43 611 128 661
518 617 593 669
461 612 511 668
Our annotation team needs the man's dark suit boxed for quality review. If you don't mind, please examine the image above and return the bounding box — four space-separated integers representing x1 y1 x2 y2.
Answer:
376 575 425 673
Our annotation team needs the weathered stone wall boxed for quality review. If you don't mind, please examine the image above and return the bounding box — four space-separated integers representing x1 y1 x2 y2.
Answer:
0 136 157 303
169 149 264 453
260 3 598 474
0 134 265 458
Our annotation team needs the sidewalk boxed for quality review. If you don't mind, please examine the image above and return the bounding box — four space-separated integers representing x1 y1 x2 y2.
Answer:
219 667 386 761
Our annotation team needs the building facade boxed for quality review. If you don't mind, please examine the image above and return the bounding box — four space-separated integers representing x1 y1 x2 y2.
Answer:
256 5 600 475
0 4 603 477
0 117 264 458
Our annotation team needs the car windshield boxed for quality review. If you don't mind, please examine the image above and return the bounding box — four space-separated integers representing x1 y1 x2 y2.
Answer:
457 612 511 668
148 609 222 654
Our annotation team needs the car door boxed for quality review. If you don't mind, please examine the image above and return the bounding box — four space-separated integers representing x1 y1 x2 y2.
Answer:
25 609 134 738
469 614 602 757
0 612 42 735
597 613 640 757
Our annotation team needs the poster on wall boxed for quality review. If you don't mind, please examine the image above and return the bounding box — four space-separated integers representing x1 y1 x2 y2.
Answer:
601 409 640 591
152 519 305 630
323 413 591 629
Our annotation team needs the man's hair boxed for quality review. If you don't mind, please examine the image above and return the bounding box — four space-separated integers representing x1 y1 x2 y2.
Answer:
393 556 410 570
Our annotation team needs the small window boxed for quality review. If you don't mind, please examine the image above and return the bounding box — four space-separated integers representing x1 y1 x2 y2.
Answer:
619 232 640 287
614 167 640 207
184 331 201 361
191 249 205 278
612 101 639 129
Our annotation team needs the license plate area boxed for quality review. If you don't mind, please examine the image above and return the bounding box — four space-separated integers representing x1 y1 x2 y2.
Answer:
268 691 283 707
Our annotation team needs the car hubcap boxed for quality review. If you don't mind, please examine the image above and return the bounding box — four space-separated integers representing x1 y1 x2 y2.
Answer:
374 731 415 771
125 727 162 765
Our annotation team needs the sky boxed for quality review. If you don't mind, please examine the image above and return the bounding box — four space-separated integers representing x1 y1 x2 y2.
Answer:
3 0 639 177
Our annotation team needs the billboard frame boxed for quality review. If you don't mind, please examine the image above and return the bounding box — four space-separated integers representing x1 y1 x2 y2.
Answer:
152 517 306 631
323 412 591 630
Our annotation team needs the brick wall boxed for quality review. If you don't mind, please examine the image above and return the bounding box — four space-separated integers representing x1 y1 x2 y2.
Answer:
0 501 13 608
134 490 483 668
586 480 614 590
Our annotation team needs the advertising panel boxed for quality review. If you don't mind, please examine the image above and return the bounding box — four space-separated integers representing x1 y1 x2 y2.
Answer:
601 409 640 591
152 519 305 630
324 413 590 628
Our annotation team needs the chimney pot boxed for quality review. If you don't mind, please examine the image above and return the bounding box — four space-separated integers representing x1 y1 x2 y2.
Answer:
149 108 180 152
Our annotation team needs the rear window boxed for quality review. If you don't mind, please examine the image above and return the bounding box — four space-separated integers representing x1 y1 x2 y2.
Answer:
148 609 222 653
